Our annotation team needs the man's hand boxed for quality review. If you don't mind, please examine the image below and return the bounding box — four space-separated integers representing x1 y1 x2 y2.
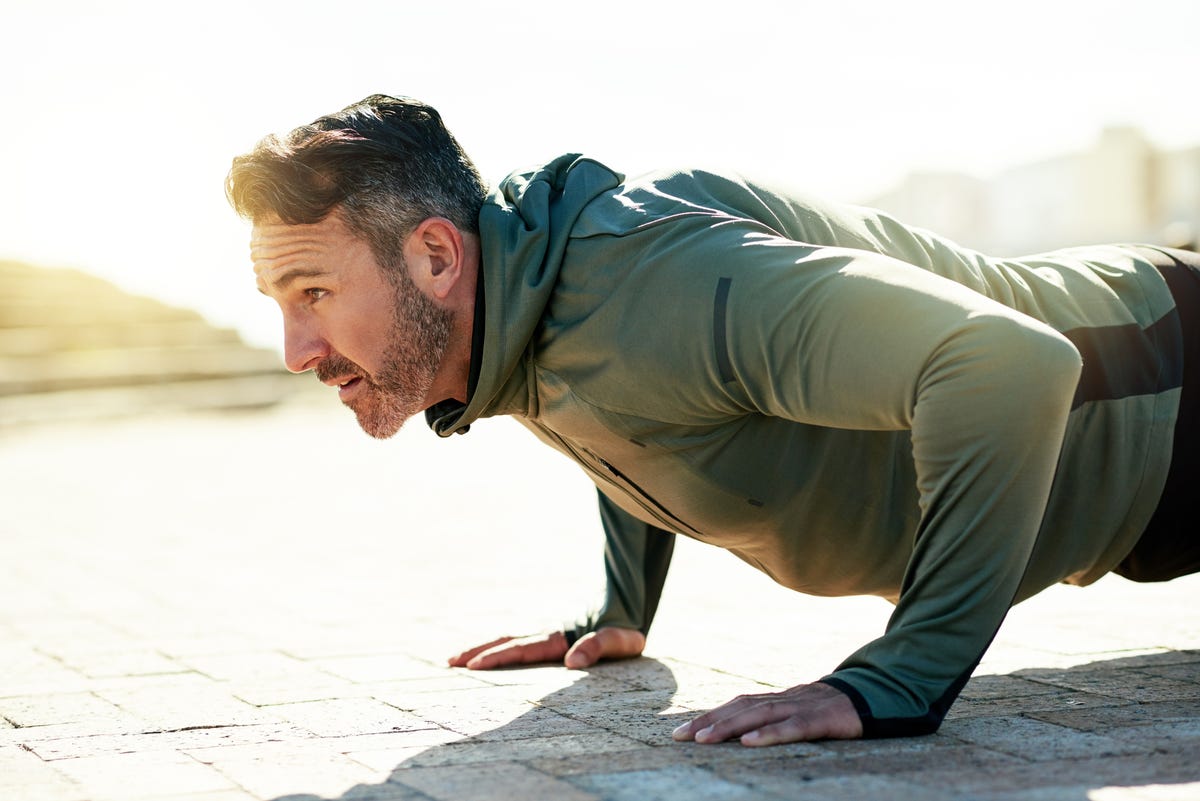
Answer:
447 627 646 671
672 682 862 746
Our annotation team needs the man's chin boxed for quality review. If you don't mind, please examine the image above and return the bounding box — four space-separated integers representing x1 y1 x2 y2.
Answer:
347 399 411 440
358 419 406 440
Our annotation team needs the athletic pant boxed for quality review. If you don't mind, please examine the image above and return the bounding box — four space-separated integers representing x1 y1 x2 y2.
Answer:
1114 245 1200 582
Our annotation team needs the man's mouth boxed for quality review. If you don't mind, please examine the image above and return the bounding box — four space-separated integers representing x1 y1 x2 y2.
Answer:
336 376 364 400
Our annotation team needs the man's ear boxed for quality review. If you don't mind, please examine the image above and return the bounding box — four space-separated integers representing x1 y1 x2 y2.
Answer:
405 217 465 300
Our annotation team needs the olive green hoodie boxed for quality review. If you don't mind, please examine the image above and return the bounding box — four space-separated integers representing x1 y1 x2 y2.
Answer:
427 154 1181 737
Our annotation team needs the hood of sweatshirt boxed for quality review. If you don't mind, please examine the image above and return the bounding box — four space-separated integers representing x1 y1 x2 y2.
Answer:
425 154 623 437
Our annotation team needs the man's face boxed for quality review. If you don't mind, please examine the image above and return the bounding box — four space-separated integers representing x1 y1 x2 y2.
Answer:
252 213 453 439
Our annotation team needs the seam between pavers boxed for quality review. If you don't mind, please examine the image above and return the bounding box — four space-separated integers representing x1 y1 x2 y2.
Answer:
537 705 673 747
648 655 787 688
1015 677 1148 701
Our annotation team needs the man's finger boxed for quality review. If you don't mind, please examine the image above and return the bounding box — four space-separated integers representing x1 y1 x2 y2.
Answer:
672 694 762 742
564 627 645 669
740 716 819 747
447 636 515 667
464 632 569 670
693 700 795 744
674 684 862 745
563 632 603 669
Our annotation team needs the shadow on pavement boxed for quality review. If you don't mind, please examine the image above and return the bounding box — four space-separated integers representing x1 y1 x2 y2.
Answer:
275 656 688 801
271 652 1200 801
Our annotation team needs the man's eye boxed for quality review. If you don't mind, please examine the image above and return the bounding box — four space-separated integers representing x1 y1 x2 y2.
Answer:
305 288 329 302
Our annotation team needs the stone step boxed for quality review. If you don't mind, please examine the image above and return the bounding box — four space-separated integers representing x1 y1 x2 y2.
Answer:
0 260 297 417
0 320 245 355
0 296 204 328
0 374 321 430
0 344 285 395
0 261 198 319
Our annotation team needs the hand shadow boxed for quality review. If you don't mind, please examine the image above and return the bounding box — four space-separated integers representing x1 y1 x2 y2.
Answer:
270 650 1200 801
273 656 689 801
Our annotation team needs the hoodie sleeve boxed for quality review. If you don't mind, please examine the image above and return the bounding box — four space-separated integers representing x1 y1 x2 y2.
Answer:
704 231 1082 737
566 490 675 642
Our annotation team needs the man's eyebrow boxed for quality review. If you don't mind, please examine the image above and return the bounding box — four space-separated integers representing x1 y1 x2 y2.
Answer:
262 267 333 293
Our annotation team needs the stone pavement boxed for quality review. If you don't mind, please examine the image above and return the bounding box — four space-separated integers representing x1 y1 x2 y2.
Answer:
1 401 1198 801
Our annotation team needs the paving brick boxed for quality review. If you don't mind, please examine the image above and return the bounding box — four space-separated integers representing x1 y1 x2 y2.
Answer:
0 692 133 728
0 744 86 799
441 664 606 693
54 649 192 679
336 730 470 772
724 771 958 801
23 723 314 761
946 688 1135 720
997 625 1176 656
0 649 90 698
393 761 599 801
908 752 1199 795
378 730 647 769
398 689 600 740
230 681 373 707
188 742 383 800
1095 783 1200 801
156 792 262 801
1020 666 1200 702
311 653 450 683
1097 718 1200 752
95 678 274 729
710 739 1023 785
628 658 781 713
0 783 92 801
529 745 708 777
333 783 434 801
150 634 262 659
164 652 367 705
362 674 497 698
1027 699 1200 731
51 750 237 800
180 650 336 683
569 764 761 801
266 698 441 738
957 673 1071 701
1134 660 1200 683
538 687 685 745
1069 650 1200 670
943 714 1153 761
0 720 150 748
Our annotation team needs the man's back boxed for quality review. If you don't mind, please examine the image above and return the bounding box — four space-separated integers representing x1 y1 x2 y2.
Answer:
432 154 1181 733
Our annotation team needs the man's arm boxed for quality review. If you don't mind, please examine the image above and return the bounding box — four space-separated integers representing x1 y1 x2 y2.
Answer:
661 228 1081 743
448 490 675 670
567 490 675 642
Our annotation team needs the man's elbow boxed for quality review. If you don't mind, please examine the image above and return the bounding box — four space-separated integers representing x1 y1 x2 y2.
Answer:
988 315 1083 407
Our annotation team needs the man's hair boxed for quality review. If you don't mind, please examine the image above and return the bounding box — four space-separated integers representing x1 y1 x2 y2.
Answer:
226 94 487 272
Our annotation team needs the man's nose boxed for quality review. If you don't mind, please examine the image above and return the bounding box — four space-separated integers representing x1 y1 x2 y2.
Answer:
282 316 328 374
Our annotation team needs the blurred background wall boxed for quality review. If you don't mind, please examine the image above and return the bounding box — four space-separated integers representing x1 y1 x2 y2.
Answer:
3 0 1198 428
0 261 297 429
869 127 1199 254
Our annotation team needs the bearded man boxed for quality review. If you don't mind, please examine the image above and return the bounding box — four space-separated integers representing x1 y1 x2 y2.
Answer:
228 94 1200 745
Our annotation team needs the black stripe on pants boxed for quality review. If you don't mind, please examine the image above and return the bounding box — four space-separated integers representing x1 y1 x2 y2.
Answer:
1114 246 1200 582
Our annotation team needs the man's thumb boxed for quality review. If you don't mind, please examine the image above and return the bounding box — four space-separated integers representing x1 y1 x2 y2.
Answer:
564 632 602 669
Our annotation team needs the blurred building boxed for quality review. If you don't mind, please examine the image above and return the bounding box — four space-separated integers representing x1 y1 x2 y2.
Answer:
0 261 302 428
868 127 1200 255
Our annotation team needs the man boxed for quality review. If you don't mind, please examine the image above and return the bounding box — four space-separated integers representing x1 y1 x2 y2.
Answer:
228 94 1199 745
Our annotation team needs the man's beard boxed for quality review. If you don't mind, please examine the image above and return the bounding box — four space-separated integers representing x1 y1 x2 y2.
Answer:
316 269 454 439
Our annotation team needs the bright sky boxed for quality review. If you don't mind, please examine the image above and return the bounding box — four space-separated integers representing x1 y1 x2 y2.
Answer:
4 0 1199 349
